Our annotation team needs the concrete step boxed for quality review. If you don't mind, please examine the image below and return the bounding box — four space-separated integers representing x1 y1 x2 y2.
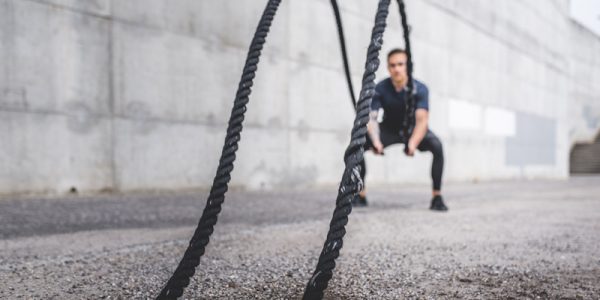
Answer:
570 143 600 174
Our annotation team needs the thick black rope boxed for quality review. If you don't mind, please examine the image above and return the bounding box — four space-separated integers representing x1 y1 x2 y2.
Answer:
302 1 391 299
156 0 281 298
330 0 357 111
398 0 416 153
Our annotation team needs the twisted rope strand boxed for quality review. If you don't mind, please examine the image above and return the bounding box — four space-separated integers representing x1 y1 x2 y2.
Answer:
157 0 281 298
330 0 357 110
302 1 391 299
398 0 416 149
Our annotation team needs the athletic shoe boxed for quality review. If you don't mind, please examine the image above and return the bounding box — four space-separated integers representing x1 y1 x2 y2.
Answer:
430 195 448 211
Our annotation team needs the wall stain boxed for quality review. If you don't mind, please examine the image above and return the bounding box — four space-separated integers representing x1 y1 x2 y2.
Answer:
0 87 28 110
65 101 101 134
124 101 157 135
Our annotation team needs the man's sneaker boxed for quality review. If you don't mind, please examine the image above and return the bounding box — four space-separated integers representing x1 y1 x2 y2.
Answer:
352 194 369 207
430 195 448 211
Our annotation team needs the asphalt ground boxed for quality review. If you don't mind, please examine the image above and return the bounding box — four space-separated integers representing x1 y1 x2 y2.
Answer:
1 176 599 299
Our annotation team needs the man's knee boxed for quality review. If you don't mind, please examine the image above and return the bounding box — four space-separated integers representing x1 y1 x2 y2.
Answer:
359 159 367 178
428 137 444 158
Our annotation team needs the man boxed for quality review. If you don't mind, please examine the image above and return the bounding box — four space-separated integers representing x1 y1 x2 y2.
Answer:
354 48 448 211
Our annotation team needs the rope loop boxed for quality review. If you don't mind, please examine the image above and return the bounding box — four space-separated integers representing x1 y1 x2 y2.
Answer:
156 0 282 298
302 1 392 299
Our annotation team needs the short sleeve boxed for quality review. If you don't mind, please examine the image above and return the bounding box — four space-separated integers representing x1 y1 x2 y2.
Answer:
415 82 429 111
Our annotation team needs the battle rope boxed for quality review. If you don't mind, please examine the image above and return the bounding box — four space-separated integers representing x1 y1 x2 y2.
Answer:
331 0 415 177
331 0 415 153
156 0 281 298
302 0 392 299
330 0 357 110
398 0 416 153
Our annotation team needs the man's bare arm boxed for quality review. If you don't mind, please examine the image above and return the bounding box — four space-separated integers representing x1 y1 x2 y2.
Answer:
407 108 428 156
367 110 384 154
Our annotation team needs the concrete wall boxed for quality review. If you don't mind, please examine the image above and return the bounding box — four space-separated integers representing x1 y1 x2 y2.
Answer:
569 20 600 144
1 0 600 195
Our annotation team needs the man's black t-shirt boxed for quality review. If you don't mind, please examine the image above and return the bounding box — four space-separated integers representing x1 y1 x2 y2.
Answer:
371 78 429 133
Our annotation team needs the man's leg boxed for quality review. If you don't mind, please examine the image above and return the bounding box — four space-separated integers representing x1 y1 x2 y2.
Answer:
358 157 367 198
356 129 404 206
417 130 447 211
357 137 372 201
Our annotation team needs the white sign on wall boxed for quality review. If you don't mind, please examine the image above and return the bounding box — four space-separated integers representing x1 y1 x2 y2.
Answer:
448 99 482 131
484 107 516 137
448 99 517 137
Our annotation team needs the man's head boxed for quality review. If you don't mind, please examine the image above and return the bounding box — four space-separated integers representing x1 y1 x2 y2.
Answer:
387 48 408 84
